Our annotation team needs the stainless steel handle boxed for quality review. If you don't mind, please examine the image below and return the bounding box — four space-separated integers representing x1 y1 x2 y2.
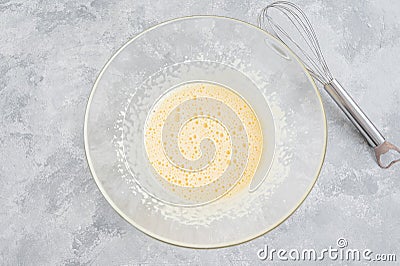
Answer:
324 79 385 147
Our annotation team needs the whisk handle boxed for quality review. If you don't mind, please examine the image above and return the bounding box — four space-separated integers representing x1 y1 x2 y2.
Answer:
324 79 385 147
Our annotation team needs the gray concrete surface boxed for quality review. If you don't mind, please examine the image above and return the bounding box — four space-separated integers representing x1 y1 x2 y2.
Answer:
1 0 399 265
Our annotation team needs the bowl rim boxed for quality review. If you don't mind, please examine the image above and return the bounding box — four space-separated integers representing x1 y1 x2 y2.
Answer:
83 15 327 249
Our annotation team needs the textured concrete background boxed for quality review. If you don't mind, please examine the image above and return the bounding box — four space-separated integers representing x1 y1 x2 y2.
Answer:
1 0 399 265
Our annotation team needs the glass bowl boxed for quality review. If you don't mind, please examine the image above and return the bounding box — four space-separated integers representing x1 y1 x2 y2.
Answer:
84 16 326 248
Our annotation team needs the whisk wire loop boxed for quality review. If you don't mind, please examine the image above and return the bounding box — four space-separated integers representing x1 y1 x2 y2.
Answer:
259 1 333 83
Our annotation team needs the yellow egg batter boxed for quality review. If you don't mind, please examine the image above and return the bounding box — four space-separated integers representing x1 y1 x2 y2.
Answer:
144 82 263 202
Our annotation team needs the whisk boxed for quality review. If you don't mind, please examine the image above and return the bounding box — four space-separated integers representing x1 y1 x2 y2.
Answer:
258 1 400 169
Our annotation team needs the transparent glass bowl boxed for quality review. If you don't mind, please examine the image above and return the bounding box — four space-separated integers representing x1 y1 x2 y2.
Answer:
84 16 326 248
